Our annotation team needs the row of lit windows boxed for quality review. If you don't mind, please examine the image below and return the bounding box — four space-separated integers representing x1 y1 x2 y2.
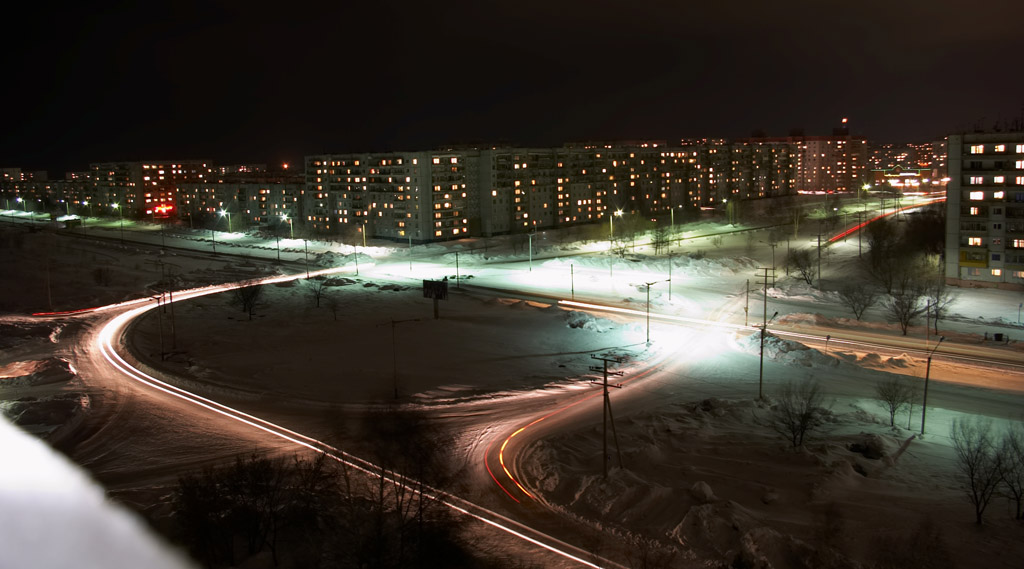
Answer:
971 144 1024 154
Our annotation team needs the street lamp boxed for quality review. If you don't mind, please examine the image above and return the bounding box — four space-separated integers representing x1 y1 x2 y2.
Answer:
282 214 293 238
609 208 623 240
644 280 668 344
112 203 124 245
219 210 232 233
920 336 945 435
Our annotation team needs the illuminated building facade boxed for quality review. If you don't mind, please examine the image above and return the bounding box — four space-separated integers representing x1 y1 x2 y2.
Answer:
945 132 1024 289
177 171 303 231
90 160 212 218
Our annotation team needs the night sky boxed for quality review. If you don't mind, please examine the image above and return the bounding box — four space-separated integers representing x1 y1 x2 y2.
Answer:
4 1 1023 175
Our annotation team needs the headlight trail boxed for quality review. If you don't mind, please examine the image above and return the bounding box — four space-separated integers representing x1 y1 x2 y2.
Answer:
91 272 623 568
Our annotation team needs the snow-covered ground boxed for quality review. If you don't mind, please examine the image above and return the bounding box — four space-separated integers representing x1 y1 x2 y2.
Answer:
3 209 1024 568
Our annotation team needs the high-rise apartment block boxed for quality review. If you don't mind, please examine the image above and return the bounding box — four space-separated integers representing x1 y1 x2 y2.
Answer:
945 132 1024 288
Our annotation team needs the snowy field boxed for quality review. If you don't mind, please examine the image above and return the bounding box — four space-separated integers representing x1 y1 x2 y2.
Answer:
3 210 1024 568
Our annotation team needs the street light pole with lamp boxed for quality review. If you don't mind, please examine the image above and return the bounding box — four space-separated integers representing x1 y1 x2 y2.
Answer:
112 203 124 245
644 280 668 344
920 336 945 435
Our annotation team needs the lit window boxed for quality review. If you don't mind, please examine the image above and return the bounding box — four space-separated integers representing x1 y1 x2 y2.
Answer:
1017 161 1024 169
970 176 984 185
968 237 982 246
432 158 440 165
1015 271 1024 279
995 144 1006 152
970 145 984 154
994 191 1005 199
1018 177 1024 185
970 191 984 200
1015 239 1024 248
970 207 980 215
992 269 1002 276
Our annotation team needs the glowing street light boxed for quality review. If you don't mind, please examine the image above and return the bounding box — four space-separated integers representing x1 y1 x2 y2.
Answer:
920 336 945 435
219 210 232 233
609 208 624 240
281 214 293 238
112 203 124 245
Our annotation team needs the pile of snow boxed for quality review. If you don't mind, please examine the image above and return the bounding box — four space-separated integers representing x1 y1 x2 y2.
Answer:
0 320 62 349
734 330 839 368
564 310 616 333
0 358 76 388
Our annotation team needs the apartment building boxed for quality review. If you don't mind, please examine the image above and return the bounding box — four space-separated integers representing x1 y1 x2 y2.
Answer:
176 171 303 232
944 132 1024 289
90 160 212 218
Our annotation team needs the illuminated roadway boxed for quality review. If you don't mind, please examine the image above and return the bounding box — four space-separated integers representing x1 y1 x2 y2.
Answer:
51 269 629 569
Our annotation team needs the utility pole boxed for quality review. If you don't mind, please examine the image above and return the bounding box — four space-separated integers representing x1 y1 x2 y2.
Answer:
154 294 165 361
455 251 460 289
380 318 420 399
304 239 310 279
570 264 575 300
756 267 777 400
589 353 624 478
745 279 749 327
168 289 176 350
816 229 822 289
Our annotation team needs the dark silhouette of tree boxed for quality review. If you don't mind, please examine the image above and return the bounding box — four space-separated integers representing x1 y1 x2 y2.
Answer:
770 378 827 448
307 277 328 308
950 417 1003 525
1000 422 1024 520
874 378 916 427
787 248 815 285
837 284 879 320
231 283 264 320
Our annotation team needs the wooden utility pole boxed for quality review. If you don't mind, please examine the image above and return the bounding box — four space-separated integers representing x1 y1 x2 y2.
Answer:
589 353 625 478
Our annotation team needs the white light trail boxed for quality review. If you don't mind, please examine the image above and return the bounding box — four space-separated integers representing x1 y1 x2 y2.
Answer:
93 274 624 568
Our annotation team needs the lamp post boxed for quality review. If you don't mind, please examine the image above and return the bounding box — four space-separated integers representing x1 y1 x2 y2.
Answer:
920 336 945 435
609 208 623 240
282 214 293 238
113 203 124 245
220 210 232 233
82 201 89 234
644 280 668 345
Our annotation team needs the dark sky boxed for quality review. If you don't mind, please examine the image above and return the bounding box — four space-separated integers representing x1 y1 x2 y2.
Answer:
4 0 1023 175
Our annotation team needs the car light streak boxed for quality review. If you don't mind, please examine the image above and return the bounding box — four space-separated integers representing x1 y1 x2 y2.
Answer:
488 323 668 503
92 277 622 568
828 197 945 244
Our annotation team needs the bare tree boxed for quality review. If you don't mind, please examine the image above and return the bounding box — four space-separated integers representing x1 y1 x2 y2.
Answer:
1000 422 1024 520
924 276 957 334
307 277 328 308
950 417 1003 524
770 378 827 448
837 284 879 320
651 226 671 255
710 235 723 249
874 378 916 427
885 278 927 336
787 248 816 285
231 283 264 320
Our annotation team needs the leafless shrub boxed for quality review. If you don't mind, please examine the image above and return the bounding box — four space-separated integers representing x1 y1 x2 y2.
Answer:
874 378 916 427
837 285 878 320
770 378 827 448
950 417 1003 524
999 421 1024 520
